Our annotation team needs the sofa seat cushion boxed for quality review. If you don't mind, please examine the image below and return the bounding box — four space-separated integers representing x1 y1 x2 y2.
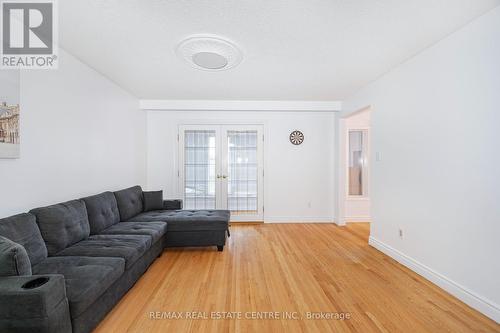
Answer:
128 210 230 232
81 192 121 235
30 200 90 256
32 256 125 318
0 213 47 266
99 222 167 244
55 235 151 269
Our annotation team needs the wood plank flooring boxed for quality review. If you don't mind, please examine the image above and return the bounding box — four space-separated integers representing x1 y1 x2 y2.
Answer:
94 223 499 333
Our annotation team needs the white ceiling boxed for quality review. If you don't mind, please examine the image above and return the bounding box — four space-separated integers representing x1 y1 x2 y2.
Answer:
59 0 499 101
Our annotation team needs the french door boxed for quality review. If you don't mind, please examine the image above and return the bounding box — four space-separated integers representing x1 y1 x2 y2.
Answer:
179 125 264 222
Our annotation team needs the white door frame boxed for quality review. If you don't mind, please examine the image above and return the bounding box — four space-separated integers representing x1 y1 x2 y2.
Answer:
337 107 372 225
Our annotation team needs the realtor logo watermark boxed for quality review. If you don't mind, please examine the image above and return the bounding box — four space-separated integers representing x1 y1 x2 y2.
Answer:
1 0 58 69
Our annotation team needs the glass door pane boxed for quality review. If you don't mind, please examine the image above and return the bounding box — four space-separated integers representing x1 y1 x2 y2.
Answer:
226 131 258 215
348 130 364 196
183 130 217 209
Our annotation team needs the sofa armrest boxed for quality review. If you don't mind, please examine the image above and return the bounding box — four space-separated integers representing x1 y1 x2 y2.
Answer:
163 199 183 210
0 274 72 333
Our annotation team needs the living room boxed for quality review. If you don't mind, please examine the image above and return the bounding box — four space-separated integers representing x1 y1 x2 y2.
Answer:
0 1 499 332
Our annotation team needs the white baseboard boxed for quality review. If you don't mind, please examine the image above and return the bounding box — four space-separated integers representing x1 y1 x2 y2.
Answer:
369 236 500 324
264 216 335 223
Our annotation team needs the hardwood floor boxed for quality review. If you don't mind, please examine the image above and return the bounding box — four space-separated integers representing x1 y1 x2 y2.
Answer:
94 223 499 333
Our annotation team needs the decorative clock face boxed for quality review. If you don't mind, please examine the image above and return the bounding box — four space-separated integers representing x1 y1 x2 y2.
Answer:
289 130 304 145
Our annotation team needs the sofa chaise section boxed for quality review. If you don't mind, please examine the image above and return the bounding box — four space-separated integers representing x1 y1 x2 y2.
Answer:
129 209 230 250
117 186 230 251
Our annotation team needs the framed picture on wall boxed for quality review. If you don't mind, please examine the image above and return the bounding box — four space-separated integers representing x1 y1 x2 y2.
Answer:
0 70 20 159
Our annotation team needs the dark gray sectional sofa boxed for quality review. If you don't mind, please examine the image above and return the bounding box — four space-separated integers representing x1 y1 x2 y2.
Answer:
0 186 230 333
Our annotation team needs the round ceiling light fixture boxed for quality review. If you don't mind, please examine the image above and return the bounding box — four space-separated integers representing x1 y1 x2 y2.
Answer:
192 52 228 70
176 35 243 71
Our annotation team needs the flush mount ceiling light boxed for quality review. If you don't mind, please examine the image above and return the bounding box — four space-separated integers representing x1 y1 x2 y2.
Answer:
176 35 243 71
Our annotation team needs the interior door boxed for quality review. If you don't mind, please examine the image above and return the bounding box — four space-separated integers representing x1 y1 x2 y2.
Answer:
221 125 264 222
179 124 264 222
179 125 220 210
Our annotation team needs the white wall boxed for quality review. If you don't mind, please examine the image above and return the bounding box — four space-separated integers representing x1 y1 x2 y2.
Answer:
0 49 145 217
146 110 336 223
0 70 19 105
343 7 500 322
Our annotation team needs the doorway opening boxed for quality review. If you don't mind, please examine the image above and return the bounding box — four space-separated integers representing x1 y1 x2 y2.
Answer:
339 107 371 225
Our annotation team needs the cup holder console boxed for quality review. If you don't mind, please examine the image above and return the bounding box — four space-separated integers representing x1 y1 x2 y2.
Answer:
22 277 49 290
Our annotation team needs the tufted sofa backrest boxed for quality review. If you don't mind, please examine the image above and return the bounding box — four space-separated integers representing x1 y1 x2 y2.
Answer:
81 191 121 234
113 186 144 221
30 200 90 256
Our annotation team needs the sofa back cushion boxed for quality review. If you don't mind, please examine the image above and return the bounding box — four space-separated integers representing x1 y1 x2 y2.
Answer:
114 186 144 221
0 236 32 276
81 192 121 234
0 213 47 266
30 200 90 255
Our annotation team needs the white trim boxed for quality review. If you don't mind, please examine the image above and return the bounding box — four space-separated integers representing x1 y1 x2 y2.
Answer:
140 99 342 112
264 217 335 223
344 216 371 223
346 197 370 201
369 236 500 323
177 120 266 126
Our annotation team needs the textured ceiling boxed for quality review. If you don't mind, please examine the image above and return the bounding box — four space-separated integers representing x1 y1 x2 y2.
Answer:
59 0 499 100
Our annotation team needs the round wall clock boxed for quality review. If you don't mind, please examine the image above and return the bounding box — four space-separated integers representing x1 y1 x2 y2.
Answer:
289 130 304 145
